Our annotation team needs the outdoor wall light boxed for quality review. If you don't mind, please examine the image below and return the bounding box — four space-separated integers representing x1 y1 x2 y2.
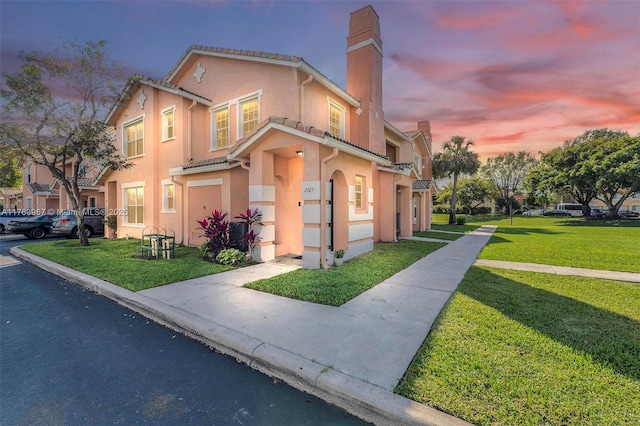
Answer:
296 150 304 157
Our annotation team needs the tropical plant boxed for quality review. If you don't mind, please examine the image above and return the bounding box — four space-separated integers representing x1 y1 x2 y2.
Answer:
216 248 245 266
334 249 345 259
432 136 481 224
197 210 230 259
234 207 262 256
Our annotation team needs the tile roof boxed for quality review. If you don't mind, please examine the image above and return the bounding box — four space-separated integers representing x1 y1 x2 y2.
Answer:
0 188 22 196
135 76 212 103
412 180 432 191
403 130 422 139
182 156 229 170
26 183 59 195
230 116 389 163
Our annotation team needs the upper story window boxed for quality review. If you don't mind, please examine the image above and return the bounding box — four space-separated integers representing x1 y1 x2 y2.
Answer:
355 175 364 209
385 142 397 163
414 154 422 175
26 164 32 183
328 99 345 139
211 107 229 149
161 107 175 141
239 97 259 138
124 117 144 158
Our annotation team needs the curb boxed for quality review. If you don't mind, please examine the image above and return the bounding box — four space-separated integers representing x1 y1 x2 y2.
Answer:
10 246 471 426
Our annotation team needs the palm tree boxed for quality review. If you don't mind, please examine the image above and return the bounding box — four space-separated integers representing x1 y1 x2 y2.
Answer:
433 136 481 224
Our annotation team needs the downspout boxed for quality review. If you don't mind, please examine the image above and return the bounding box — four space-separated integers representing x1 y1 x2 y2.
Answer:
320 147 339 269
300 75 313 123
171 176 184 245
187 100 197 161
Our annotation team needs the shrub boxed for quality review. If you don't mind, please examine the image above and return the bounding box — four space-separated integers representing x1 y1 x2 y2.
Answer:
197 210 230 258
198 208 262 261
456 216 466 225
216 248 245 265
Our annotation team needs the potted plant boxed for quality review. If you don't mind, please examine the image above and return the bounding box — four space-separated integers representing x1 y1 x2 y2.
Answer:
334 249 345 266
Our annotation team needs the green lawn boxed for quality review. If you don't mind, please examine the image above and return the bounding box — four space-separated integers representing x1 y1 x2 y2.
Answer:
20 239 234 291
413 230 463 241
473 216 640 272
245 240 444 306
396 266 640 425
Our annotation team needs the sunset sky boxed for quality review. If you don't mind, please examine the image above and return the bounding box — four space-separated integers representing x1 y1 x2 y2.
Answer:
1 0 639 160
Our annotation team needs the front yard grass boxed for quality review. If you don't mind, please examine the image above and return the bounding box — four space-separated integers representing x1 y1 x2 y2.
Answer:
467 216 640 272
413 230 463 241
244 240 444 306
20 239 234 291
396 266 640 425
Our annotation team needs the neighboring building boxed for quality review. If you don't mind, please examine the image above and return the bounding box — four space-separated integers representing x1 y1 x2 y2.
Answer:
0 187 23 211
588 193 640 213
100 5 434 268
1 158 104 214
17 160 58 213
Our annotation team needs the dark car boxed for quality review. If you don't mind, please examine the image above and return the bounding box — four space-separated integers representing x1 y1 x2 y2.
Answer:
619 210 640 219
0 211 34 233
51 208 105 238
6 213 58 239
543 209 572 217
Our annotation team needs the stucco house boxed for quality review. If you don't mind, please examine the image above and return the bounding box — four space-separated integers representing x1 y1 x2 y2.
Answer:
100 5 434 268
0 158 104 214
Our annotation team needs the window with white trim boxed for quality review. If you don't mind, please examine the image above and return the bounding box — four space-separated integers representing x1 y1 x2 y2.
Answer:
239 97 259 138
161 107 175 141
414 154 422 175
355 175 364 209
124 118 144 158
162 180 175 212
124 185 144 224
26 164 32 183
211 107 229 149
328 100 345 139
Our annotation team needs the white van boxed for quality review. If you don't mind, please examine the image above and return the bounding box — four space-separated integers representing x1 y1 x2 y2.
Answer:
557 203 584 217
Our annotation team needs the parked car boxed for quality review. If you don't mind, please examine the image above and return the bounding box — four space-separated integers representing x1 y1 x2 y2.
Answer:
0 211 34 233
51 208 105 239
619 210 640 219
523 209 544 216
590 209 606 219
6 213 58 239
543 209 572 217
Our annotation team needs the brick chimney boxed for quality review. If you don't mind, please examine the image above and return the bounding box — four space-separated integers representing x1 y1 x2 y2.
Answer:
347 5 384 155
417 120 432 154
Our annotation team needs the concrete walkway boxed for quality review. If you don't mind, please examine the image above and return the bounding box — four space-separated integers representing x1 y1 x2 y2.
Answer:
10 226 497 425
474 259 640 283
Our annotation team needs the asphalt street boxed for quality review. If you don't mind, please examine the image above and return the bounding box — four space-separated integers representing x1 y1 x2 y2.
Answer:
0 236 368 425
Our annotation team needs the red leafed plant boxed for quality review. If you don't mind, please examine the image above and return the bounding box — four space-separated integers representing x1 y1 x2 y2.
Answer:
234 208 262 256
198 210 230 258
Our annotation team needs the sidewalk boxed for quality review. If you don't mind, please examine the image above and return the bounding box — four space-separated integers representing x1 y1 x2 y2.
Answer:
10 227 497 426
474 259 640 283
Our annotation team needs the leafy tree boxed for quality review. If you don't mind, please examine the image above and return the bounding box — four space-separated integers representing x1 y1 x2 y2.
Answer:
432 136 481 224
457 178 499 214
0 40 130 246
0 142 22 187
530 129 633 217
590 134 640 216
481 151 538 214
